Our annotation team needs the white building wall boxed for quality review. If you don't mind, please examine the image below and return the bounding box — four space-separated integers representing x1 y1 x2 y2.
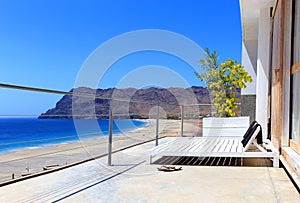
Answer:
256 8 271 139
241 40 258 95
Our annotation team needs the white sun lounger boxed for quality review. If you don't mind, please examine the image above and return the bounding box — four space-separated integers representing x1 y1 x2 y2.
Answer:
147 122 279 167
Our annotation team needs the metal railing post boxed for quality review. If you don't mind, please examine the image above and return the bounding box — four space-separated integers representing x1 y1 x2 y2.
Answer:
108 99 113 166
155 102 159 146
181 105 184 137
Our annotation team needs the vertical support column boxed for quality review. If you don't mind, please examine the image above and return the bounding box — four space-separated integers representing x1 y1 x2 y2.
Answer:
155 102 159 146
181 105 184 137
108 99 113 166
256 8 271 139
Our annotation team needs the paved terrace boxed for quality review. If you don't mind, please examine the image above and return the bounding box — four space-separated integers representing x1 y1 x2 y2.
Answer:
0 137 299 202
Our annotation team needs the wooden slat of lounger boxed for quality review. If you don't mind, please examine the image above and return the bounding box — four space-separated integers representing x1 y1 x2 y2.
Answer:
198 139 217 153
182 138 203 152
188 151 274 158
176 143 192 153
150 138 195 157
174 137 197 152
164 137 195 153
192 138 210 153
212 138 227 152
149 138 187 156
224 139 234 152
187 138 206 153
188 138 206 153
151 137 202 157
196 139 223 158
155 137 192 152
176 138 209 156
217 139 231 153
237 141 244 152
188 138 208 152
150 137 178 152
198 138 220 154
206 138 223 153
227 138 239 153
230 139 241 153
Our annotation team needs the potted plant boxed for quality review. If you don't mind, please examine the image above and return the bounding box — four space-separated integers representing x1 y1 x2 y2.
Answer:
195 48 253 136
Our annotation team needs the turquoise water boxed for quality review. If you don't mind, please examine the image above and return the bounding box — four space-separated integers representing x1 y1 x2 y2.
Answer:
0 118 148 154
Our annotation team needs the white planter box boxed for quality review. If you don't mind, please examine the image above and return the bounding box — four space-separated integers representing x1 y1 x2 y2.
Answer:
203 117 250 137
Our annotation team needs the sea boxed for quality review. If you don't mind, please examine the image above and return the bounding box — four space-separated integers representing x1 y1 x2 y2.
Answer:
0 118 148 154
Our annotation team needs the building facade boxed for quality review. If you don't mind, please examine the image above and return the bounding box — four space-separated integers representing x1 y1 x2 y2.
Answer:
240 0 300 181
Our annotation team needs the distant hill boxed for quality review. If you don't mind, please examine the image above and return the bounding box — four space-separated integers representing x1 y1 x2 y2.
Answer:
39 86 218 119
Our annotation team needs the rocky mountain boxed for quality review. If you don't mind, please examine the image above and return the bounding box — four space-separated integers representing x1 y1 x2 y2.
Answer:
39 86 217 119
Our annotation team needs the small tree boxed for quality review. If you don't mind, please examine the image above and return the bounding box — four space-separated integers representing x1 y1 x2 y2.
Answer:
195 48 252 117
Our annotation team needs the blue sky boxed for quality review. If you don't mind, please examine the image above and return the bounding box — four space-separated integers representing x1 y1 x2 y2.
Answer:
0 0 242 115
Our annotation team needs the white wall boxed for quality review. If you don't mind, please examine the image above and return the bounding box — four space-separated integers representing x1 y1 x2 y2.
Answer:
256 8 271 138
241 40 258 95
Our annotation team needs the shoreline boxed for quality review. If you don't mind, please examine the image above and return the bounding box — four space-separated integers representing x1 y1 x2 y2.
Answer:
0 119 199 183
0 119 150 155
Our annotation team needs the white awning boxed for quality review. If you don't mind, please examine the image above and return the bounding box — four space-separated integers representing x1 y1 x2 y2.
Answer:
239 0 274 41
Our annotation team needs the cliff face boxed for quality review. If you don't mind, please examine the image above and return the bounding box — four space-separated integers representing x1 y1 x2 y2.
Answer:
39 86 214 119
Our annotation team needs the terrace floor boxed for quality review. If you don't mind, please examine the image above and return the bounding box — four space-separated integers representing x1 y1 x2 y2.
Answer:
0 137 299 202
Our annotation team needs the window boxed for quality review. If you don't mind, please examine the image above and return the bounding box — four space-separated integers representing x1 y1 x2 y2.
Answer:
291 0 300 151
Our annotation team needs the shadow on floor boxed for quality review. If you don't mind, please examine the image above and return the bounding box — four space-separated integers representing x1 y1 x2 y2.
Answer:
153 156 273 167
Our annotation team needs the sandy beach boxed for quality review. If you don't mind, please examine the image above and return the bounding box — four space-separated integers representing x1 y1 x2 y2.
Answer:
0 119 201 184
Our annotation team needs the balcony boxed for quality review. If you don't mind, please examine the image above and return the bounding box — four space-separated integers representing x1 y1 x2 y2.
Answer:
0 137 299 202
